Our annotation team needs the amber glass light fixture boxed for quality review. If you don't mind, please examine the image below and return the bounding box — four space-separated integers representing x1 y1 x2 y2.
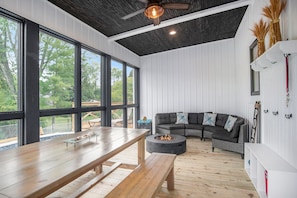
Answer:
144 4 164 19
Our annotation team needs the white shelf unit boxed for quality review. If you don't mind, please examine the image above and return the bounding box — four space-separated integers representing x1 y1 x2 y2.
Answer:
251 40 297 71
245 143 297 198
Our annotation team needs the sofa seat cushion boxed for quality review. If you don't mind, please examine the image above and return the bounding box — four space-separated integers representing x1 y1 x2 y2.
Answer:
203 126 227 133
157 124 185 130
185 124 203 130
212 131 238 143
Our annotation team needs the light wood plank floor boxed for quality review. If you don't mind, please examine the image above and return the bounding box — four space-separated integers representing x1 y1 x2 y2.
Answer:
48 137 259 198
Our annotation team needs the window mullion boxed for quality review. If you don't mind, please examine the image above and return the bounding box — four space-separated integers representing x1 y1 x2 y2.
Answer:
74 43 82 132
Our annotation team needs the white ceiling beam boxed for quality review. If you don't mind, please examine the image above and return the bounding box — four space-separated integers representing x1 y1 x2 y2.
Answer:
108 0 252 41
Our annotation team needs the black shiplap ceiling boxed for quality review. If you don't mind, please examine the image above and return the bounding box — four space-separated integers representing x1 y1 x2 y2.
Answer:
47 0 248 56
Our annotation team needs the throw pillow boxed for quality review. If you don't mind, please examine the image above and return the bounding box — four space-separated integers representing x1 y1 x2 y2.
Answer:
224 115 237 132
202 113 217 126
230 118 244 138
175 112 189 124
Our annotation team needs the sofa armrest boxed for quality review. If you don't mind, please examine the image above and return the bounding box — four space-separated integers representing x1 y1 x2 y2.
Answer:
238 123 248 144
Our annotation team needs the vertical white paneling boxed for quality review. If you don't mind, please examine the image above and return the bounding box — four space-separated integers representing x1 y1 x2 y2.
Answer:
32 0 43 25
202 44 209 111
178 50 185 111
43 1 56 30
56 7 66 34
169 52 176 111
188 46 197 112
215 44 221 112
199 44 207 111
210 43 216 111
20 0 32 19
235 0 297 168
140 39 237 131
65 16 75 39
164 53 170 113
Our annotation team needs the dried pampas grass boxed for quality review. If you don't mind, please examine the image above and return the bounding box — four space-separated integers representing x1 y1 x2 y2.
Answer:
262 0 287 46
251 19 269 57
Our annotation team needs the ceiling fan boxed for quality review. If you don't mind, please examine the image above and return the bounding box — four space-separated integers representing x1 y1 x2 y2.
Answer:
121 0 190 25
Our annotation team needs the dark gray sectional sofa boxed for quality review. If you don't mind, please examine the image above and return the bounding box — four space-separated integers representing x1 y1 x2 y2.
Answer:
155 112 248 158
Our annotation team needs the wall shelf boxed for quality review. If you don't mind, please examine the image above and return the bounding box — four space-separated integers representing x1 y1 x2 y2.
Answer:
245 143 297 198
251 40 297 71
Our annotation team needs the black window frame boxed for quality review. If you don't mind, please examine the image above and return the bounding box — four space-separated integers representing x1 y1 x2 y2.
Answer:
0 9 140 147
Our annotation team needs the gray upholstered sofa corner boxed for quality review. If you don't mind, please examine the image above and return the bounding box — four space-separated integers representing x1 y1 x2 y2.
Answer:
154 112 248 158
211 122 248 159
155 112 203 139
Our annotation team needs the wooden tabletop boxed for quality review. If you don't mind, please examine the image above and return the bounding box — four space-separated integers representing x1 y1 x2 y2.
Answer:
0 127 148 198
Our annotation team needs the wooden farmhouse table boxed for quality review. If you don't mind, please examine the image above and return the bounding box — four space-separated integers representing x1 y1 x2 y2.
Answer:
0 127 148 198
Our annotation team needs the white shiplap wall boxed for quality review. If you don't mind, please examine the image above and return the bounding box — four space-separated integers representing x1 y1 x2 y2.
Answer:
235 0 297 168
0 0 140 67
140 39 237 131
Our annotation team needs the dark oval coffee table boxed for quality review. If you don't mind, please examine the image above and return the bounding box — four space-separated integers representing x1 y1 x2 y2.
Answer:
146 134 186 155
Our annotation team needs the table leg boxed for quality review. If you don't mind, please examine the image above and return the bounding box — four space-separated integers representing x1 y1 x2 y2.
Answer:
138 136 145 164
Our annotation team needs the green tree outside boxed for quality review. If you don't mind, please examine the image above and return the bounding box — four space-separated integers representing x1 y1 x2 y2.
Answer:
0 15 134 139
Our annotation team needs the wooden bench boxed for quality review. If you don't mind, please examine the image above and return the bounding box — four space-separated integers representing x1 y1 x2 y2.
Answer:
105 153 176 198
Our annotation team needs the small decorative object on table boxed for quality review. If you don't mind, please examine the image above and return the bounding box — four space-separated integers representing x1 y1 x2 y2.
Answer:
63 131 99 148
137 118 152 136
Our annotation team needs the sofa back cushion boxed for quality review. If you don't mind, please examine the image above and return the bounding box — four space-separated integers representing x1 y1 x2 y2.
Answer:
188 113 198 124
198 113 204 124
216 114 228 127
188 113 205 124
169 113 177 123
155 113 170 125
230 117 245 138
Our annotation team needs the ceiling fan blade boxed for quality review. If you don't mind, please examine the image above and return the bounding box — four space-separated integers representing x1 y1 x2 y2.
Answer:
153 17 160 26
162 3 190 10
121 8 145 20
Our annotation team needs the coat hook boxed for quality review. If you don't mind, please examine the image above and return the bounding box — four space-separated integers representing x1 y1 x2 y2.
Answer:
285 114 292 119
272 111 278 116
263 109 269 113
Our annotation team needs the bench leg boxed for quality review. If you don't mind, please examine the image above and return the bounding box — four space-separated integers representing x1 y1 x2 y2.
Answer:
166 167 175 190
94 164 103 174
138 137 145 164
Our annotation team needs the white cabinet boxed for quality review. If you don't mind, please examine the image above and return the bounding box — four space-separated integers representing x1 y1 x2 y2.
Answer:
245 143 297 198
